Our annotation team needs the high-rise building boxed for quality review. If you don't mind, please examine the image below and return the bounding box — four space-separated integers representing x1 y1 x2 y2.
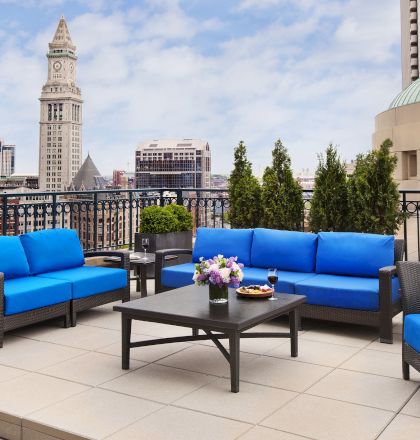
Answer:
135 139 211 188
38 16 83 191
401 0 419 88
0 140 15 177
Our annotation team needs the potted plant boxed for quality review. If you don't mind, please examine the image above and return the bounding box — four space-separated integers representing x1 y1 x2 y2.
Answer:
135 205 193 273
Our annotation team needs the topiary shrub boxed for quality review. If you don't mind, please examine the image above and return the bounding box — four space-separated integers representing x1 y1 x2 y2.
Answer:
165 204 193 231
139 205 179 233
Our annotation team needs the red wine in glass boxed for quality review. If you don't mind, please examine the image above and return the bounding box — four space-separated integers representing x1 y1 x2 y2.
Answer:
267 268 278 301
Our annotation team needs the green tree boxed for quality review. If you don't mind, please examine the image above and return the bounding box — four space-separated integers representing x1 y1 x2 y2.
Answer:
348 139 405 234
309 144 350 232
261 139 304 230
228 140 261 228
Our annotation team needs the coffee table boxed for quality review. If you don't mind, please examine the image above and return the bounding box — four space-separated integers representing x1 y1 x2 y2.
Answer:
113 286 306 392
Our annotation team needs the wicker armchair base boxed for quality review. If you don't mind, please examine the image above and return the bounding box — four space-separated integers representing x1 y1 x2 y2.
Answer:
403 342 420 380
0 301 71 348
71 288 128 327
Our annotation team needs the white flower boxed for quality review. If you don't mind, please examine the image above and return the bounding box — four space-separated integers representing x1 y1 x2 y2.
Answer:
208 263 219 272
219 267 231 283
217 254 224 260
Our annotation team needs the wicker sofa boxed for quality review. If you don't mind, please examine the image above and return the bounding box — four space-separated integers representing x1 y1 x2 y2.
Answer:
0 228 130 347
155 228 404 343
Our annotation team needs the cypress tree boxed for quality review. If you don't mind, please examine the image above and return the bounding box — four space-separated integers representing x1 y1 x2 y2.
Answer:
261 139 304 230
348 139 405 234
309 144 350 232
228 141 261 228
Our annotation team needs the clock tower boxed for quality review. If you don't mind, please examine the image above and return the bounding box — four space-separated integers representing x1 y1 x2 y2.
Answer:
38 16 83 191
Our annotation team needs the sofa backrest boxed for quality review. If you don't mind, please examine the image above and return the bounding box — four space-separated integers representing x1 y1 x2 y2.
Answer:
250 228 318 273
192 228 254 266
0 236 31 280
20 229 85 275
316 232 394 278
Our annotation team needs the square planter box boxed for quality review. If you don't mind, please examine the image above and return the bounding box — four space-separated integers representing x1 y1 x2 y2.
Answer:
134 231 193 278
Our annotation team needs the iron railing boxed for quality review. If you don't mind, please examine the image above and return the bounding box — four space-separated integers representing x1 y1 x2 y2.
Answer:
0 187 419 260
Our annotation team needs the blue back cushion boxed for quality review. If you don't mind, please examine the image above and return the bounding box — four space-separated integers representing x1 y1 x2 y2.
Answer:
316 232 394 277
20 229 85 275
0 236 30 279
192 228 254 266
250 229 318 272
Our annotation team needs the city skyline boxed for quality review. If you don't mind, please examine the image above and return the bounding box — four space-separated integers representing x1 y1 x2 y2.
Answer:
0 0 401 176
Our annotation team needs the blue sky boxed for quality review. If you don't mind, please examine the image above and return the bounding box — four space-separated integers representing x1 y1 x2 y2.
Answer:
0 0 401 176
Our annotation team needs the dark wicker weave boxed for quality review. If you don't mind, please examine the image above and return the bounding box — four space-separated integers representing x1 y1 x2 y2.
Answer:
396 260 420 379
70 251 131 326
155 240 404 344
0 273 71 348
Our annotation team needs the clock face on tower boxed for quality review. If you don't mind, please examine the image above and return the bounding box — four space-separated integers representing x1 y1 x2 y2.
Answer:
53 61 62 71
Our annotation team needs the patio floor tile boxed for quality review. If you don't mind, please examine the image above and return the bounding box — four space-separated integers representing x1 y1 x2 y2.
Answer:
97 334 191 363
0 336 86 371
306 368 418 411
40 352 146 386
340 349 420 380
262 394 394 440
238 426 309 440
174 377 297 423
101 363 215 404
156 344 258 377
401 388 420 417
240 355 331 392
0 373 88 418
106 406 251 440
26 388 162 440
13 323 122 351
0 364 28 383
366 333 403 354
377 414 420 439
265 338 359 367
300 324 377 348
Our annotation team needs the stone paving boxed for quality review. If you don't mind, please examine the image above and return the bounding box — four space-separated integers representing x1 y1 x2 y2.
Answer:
0 280 419 440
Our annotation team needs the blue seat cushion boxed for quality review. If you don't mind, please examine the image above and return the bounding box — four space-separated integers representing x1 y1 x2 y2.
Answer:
0 236 30 280
192 228 254 266
242 267 316 294
251 229 318 273
37 266 127 300
404 314 420 353
162 263 196 289
316 232 394 277
295 274 400 311
4 277 71 316
20 229 85 275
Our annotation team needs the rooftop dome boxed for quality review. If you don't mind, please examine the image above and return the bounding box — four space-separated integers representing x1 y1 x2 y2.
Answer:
390 78 420 109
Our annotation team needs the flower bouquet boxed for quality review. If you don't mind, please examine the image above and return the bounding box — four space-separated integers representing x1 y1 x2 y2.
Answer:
193 255 244 304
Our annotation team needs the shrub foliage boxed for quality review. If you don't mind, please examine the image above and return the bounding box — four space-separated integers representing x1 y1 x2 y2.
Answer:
140 205 193 233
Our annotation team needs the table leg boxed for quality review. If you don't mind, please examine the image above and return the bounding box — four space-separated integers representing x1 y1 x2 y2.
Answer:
289 308 298 357
229 331 240 393
140 265 148 298
135 266 141 293
192 328 199 337
122 314 132 370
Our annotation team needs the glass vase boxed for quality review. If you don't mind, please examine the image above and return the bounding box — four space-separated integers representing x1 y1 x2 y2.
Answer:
209 284 228 304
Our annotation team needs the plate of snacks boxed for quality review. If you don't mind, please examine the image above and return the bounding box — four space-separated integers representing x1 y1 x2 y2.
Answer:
236 284 274 298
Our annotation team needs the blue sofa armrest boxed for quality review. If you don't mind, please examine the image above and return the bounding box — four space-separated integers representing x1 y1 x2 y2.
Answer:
155 249 193 294
84 251 130 302
379 265 397 344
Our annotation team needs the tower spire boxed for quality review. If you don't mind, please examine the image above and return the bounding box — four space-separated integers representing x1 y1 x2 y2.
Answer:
49 16 75 51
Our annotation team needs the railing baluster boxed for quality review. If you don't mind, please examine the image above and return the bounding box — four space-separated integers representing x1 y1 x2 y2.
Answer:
2 196 7 235
129 191 133 250
403 192 408 261
93 192 98 250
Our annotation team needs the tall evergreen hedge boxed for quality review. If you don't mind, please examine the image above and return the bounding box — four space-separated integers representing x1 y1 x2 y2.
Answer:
309 144 350 232
261 139 303 230
228 141 261 228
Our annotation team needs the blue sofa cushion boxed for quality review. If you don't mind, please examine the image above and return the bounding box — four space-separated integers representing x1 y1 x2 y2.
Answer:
38 266 127 300
404 314 420 353
295 274 400 311
4 277 71 316
20 229 85 275
162 263 196 289
0 236 30 280
316 232 394 277
192 228 254 266
251 229 318 273
241 267 316 294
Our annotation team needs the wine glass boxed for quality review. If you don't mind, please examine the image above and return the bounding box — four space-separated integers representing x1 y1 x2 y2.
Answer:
141 238 149 260
267 268 278 301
